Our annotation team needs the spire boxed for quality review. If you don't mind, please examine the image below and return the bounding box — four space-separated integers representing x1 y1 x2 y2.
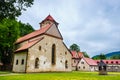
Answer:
39 15 58 28
44 14 55 22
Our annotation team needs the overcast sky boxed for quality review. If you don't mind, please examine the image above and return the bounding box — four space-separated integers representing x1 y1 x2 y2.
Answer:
18 0 120 57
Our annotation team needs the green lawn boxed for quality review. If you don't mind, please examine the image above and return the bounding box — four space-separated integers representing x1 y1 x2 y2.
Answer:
0 71 120 80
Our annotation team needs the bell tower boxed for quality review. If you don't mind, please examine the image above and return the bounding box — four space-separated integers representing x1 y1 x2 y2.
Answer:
39 15 58 28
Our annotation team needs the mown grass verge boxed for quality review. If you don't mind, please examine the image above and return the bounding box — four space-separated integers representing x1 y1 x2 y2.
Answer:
0 71 120 80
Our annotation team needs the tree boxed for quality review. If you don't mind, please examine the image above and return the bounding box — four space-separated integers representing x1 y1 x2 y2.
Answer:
0 19 34 65
100 53 106 59
110 54 120 59
0 0 34 20
0 18 20 64
92 53 106 60
70 43 80 52
82 52 89 58
19 21 34 37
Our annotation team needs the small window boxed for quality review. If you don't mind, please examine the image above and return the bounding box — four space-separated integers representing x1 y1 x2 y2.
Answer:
111 61 113 64
35 58 39 68
83 66 85 69
21 59 24 65
16 59 18 65
74 60 76 63
65 52 67 55
81 62 84 64
39 46 41 51
116 61 118 64
97 61 99 64
79 66 80 69
65 60 68 69
106 61 108 64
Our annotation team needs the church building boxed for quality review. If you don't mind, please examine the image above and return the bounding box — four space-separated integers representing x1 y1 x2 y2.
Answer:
12 15 72 72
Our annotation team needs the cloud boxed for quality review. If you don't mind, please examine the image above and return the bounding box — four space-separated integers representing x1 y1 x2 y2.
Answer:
18 0 120 57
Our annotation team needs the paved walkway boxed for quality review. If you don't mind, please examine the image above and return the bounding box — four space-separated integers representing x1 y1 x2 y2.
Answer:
0 73 21 76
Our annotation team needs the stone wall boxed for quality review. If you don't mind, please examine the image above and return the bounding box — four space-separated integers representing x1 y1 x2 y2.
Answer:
12 52 27 72
26 35 72 72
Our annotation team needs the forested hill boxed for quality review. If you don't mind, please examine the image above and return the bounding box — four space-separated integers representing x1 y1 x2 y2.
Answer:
106 51 120 59
92 51 120 59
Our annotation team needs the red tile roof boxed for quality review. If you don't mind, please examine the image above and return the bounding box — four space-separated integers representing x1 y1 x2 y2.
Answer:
95 60 120 64
78 52 84 58
71 51 79 58
15 37 44 52
16 24 52 44
71 51 84 58
44 15 55 22
84 58 97 66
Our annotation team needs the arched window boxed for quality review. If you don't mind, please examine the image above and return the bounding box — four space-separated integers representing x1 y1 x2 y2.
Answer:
52 44 56 65
35 58 39 68
65 60 68 69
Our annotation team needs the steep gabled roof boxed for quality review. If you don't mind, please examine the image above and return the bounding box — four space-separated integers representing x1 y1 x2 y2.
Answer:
16 24 52 44
41 15 58 24
83 58 97 66
44 15 55 22
78 52 84 58
71 51 79 58
15 37 44 52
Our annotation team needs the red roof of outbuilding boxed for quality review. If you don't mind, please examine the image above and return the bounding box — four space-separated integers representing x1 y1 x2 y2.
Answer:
71 51 79 58
95 60 120 64
16 24 52 44
15 37 44 52
83 58 97 66
78 52 84 58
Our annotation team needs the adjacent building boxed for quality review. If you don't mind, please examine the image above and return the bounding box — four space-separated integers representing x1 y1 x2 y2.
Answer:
95 60 120 72
78 58 97 71
12 15 72 73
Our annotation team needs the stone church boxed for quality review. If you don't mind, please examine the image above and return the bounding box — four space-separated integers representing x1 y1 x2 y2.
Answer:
12 15 72 72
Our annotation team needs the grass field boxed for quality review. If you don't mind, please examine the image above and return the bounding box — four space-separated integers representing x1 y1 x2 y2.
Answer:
0 71 120 80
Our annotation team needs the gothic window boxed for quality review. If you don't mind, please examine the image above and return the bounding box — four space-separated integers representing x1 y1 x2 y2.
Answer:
65 60 68 69
52 44 56 65
35 58 39 68
16 59 18 65
21 59 24 65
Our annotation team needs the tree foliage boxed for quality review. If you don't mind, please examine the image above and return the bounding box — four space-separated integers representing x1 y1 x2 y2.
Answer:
110 54 120 59
0 0 34 20
82 52 90 58
70 43 80 52
0 18 20 64
19 21 34 36
92 53 106 60
0 18 34 65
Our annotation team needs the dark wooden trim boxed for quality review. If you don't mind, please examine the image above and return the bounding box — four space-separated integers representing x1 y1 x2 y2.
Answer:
44 33 63 40
25 50 28 73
